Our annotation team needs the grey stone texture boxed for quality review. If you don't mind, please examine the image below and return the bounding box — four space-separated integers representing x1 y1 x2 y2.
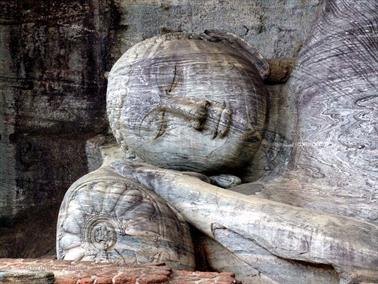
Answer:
68 0 377 282
112 0 321 60
112 160 378 282
246 0 378 224
0 270 54 284
0 0 323 261
57 165 195 270
107 32 269 173
109 0 323 183
198 228 339 284
0 0 114 230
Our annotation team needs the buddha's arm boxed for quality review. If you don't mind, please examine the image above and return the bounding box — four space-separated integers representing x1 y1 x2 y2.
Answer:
111 161 378 278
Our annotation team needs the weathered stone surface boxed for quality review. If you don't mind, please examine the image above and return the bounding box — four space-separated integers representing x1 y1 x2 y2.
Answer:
111 161 378 282
85 134 119 172
57 166 195 270
265 58 295 84
205 226 339 284
4 1 377 283
0 0 116 257
0 0 120 217
64 1 378 283
107 0 322 176
0 204 58 258
243 0 378 224
209 175 241 189
0 258 237 284
0 0 20 223
197 237 272 284
111 0 322 60
0 0 323 259
107 32 269 173
0 270 54 284
196 232 338 284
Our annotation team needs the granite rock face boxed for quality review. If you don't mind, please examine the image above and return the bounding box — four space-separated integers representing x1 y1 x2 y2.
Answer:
246 0 378 224
112 0 321 60
0 0 116 254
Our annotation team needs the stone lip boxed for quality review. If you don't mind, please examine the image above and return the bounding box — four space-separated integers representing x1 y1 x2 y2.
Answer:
0 258 238 284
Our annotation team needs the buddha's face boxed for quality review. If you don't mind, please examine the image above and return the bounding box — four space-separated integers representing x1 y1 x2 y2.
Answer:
107 34 268 173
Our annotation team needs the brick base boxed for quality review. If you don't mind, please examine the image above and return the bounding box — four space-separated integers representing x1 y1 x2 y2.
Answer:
0 259 237 284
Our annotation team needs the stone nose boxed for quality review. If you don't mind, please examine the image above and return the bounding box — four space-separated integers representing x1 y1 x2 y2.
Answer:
161 96 232 138
161 96 210 130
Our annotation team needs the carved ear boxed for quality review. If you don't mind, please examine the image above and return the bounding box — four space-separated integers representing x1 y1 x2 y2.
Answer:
202 30 270 80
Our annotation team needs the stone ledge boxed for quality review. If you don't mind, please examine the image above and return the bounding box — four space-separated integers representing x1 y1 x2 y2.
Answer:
0 259 237 284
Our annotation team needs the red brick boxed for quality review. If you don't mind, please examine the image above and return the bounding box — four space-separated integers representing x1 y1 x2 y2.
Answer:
0 258 237 284
139 273 170 283
112 274 136 284
94 276 113 284
77 277 95 284
54 279 77 284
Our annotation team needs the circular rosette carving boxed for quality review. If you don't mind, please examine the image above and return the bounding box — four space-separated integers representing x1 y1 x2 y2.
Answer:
85 218 117 251
56 168 195 270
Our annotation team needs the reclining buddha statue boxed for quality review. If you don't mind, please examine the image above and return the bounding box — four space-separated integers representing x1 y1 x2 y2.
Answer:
57 1 378 283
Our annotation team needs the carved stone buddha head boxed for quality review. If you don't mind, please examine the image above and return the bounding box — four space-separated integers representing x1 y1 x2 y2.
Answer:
107 32 269 173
